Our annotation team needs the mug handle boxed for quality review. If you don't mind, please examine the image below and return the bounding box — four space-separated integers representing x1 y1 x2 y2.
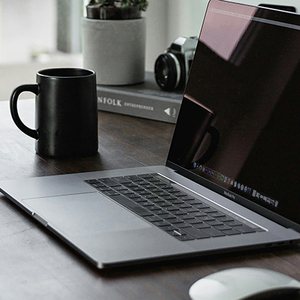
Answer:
10 84 39 139
192 126 220 167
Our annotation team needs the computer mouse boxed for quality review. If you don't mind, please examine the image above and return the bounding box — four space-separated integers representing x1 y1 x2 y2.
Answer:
189 267 300 300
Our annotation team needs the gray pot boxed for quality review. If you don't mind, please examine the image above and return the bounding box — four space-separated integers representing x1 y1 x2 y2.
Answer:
81 17 146 85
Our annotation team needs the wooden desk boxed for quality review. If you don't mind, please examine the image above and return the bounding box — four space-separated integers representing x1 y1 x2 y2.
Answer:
0 99 300 300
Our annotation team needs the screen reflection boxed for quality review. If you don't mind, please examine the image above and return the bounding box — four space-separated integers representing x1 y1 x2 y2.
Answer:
168 0 300 224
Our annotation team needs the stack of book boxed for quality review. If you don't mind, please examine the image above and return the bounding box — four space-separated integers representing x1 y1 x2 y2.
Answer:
97 72 183 124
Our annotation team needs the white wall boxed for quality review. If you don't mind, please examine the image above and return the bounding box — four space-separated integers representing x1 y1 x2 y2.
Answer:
143 0 168 72
167 0 209 43
1 0 300 100
1 0 299 67
143 0 209 71
0 0 56 64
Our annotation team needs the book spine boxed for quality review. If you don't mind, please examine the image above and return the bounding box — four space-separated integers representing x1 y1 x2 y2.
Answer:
97 87 181 124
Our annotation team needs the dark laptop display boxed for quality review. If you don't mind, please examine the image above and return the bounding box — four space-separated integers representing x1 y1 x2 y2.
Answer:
168 0 300 228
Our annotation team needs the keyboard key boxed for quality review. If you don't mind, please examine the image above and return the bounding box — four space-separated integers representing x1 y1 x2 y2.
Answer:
201 227 225 237
171 219 185 225
182 227 210 239
206 220 224 226
214 224 232 231
182 215 195 220
179 204 192 209
165 206 180 212
102 190 120 196
198 216 215 222
172 192 187 197
111 195 153 217
176 223 192 228
166 218 180 224
193 223 211 229
189 212 207 217
148 206 161 212
163 214 177 220
124 175 141 182
138 190 151 196
226 220 243 227
120 190 134 196
184 208 199 213
98 178 120 187
139 174 153 179
140 183 154 189
174 211 188 216
186 199 202 205
235 224 256 233
97 187 112 192
147 178 161 184
181 196 197 201
152 198 165 204
123 183 138 188
164 188 178 194
134 198 147 203
162 195 177 201
160 225 178 231
185 218 203 225
202 208 218 213
144 194 159 200
174 234 195 241
194 203 210 209
85 179 99 184
153 220 170 227
128 194 141 199
173 235 193 241
221 229 241 235
209 212 226 218
144 216 162 222
155 211 168 216
114 186 129 192
142 203 156 208
170 199 184 204
218 216 234 222
112 177 131 184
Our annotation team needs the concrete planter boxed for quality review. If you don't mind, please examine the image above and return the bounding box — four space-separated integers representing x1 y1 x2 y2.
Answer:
81 17 146 85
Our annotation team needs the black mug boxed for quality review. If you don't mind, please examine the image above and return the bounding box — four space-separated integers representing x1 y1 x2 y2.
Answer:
10 68 98 158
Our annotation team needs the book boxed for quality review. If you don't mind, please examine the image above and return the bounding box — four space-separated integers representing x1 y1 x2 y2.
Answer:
97 72 183 123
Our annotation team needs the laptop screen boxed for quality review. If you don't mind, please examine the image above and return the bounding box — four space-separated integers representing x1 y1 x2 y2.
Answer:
167 0 300 226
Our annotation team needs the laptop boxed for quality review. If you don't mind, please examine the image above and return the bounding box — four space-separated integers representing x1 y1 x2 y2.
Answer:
2 0 300 269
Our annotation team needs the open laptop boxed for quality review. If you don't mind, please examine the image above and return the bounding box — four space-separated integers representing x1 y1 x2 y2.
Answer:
2 0 300 269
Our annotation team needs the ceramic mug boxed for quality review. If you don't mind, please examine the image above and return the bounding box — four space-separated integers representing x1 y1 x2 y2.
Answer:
10 68 98 158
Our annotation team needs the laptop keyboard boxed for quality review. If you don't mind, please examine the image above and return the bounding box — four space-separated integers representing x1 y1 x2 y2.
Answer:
85 173 263 241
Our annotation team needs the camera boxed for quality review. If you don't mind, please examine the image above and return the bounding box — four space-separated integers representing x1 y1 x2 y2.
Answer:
154 36 198 91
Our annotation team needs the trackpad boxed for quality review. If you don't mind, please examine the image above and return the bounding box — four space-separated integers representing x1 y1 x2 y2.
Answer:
22 193 151 236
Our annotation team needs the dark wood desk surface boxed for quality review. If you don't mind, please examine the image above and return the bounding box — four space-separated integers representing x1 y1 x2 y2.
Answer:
1 99 300 300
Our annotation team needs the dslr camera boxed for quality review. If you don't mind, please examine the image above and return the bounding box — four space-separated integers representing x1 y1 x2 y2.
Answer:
154 36 198 91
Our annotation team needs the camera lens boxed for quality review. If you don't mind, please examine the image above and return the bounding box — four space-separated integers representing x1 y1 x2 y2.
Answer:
154 53 181 91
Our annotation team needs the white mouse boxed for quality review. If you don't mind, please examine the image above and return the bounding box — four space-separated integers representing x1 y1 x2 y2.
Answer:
189 267 300 300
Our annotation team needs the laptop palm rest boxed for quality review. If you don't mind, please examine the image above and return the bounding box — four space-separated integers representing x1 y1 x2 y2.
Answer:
23 193 151 237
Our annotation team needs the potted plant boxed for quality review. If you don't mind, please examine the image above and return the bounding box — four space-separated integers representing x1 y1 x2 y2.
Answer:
82 0 149 85
86 0 148 20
